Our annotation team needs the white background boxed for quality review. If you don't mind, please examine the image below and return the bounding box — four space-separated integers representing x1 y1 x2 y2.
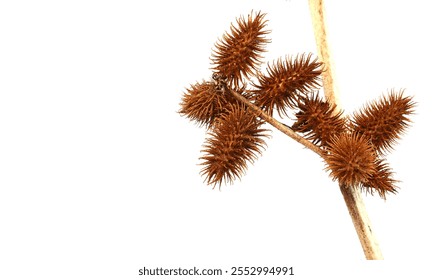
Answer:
1 0 432 279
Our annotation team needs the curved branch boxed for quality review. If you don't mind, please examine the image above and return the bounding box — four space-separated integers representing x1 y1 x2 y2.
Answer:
225 86 323 156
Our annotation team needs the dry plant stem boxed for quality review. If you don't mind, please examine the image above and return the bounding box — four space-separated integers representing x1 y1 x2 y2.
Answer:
308 0 340 108
226 87 323 156
339 184 383 259
309 0 383 259
229 86 383 260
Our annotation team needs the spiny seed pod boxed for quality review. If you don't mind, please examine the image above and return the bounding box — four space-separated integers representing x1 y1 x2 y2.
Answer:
179 81 236 127
292 93 346 147
211 11 270 87
251 54 323 117
200 103 269 186
325 133 376 187
362 158 398 199
351 89 415 154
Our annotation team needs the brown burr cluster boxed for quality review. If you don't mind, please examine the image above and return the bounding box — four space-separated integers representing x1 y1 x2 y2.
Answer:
179 11 415 198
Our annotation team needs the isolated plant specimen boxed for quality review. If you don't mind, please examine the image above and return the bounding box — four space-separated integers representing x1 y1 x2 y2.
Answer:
179 6 414 259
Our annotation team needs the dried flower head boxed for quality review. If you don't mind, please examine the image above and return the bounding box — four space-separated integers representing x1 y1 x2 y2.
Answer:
211 11 270 87
325 133 376 187
362 159 398 199
179 81 236 127
251 54 323 117
200 103 269 186
292 93 346 147
351 89 415 154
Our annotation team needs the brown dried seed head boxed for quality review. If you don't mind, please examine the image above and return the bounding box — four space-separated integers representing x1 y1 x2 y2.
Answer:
292 93 346 147
325 133 376 187
351 89 415 154
179 81 236 127
200 103 269 187
362 158 398 199
251 54 323 117
211 11 270 87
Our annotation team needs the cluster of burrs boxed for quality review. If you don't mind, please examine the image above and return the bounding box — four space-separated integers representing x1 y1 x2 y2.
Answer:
179 11 414 198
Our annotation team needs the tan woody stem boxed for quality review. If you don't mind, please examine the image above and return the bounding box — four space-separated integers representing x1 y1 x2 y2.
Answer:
308 0 383 259
225 86 323 156
339 184 383 259
308 0 340 108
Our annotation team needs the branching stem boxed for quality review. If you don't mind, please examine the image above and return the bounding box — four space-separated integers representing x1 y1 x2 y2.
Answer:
226 0 383 260
225 86 323 156
309 0 383 259
227 83 383 259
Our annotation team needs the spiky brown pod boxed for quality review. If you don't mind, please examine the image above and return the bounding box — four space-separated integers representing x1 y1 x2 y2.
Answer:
351 89 415 154
325 133 376 187
292 93 346 147
200 103 268 186
211 11 270 87
362 159 398 199
251 54 323 117
179 81 237 127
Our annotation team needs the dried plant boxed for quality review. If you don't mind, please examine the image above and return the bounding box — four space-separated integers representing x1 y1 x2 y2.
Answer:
179 79 237 127
351 89 415 154
292 92 346 147
363 158 398 198
211 11 270 87
200 103 268 187
179 10 414 195
251 54 323 117
325 132 376 187
179 9 415 259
